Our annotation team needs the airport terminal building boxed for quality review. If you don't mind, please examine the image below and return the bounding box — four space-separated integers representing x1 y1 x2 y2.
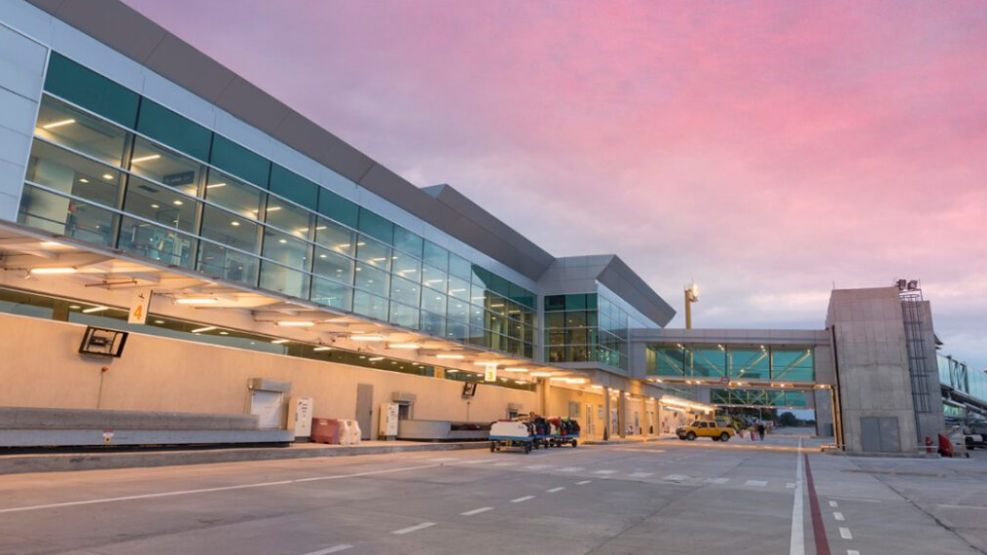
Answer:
0 0 983 454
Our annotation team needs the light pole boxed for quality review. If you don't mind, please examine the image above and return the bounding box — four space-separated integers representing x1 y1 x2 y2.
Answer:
684 282 699 329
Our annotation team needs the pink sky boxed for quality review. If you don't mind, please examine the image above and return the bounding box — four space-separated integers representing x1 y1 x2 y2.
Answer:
125 0 987 370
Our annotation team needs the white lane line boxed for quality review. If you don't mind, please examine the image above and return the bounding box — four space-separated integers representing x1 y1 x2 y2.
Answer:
937 504 987 510
789 438 805 555
705 477 729 485
428 457 457 462
493 462 516 467
576 480 592 485
559 466 584 472
511 495 535 503
745 480 768 487
460 506 493 516
392 522 436 535
525 464 551 470
663 474 689 481
847 550 860 555
629 472 654 478
0 463 440 515
833 512 845 521
593 470 616 475
786 482 796 489
829 500 839 508
547 486 566 493
457 458 494 465
839 527 853 540
302 545 353 555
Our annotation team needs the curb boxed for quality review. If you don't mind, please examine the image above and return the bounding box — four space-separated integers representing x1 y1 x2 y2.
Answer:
0 442 488 475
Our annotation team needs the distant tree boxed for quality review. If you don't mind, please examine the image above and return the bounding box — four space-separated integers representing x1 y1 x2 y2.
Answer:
779 412 800 427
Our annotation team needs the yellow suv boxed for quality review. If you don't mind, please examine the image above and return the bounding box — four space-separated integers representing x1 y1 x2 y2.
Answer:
676 420 735 442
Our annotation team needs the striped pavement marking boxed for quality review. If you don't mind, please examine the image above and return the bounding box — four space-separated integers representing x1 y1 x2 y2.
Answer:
745 480 768 487
302 545 353 555
547 486 566 493
705 477 729 485
392 522 436 535
839 527 853 540
629 472 654 478
460 507 493 516
511 495 535 503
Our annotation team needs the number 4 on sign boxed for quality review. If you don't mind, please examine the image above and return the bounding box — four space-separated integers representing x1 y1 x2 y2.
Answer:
128 288 152 325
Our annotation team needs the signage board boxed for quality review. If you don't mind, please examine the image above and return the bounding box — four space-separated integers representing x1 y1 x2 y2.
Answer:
128 288 152 324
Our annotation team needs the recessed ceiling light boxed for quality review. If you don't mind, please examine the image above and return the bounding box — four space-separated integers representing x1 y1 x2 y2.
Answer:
271 339 289 344
82 306 109 314
69 304 81 309
277 321 314 327
172 200 183 206
42 118 75 129
191 326 217 334
102 173 113 181
368 356 384 361
30 267 76 275
131 154 161 164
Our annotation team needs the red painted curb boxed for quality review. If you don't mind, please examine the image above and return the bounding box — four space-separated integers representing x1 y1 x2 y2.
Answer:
804 453 831 555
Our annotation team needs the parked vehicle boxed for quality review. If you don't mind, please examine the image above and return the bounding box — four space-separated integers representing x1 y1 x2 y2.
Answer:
676 420 735 442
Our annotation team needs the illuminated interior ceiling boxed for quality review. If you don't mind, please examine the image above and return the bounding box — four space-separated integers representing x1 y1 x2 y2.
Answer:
0 225 610 387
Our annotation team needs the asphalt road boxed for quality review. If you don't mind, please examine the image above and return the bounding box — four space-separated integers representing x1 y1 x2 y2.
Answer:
1 439 985 554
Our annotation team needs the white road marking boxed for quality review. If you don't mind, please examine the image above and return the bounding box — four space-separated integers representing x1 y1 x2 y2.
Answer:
392 522 436 535
457 458 493 465
559 466 584 472
547 486 566 493
460 506 493 516
829 501 839 508
663 474 689 481
525 464 551 470
511 495 535 503
847 550 860 555
428 457 457 462
937 504 987 510
789 438 805 555
705 477 729 485
576 480 592 485
302 545 353 555
493 462 516 467
594 470 616 475
745 480 768 487
839 527 853 540
833 512 845 521
629 472 654 478
786 482 796 489
0 463 441 515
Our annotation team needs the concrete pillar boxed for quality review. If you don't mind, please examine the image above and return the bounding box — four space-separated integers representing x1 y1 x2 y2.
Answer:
603 388 611 441
618 391 626 438
538 379 550 416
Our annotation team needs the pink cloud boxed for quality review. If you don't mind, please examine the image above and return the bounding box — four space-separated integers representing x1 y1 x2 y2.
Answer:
124 0 987 369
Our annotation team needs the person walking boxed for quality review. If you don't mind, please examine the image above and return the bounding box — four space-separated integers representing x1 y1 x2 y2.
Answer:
756 422 766 441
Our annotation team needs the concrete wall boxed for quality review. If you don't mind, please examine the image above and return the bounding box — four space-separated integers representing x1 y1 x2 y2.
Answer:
828 287 918 453
0 312 537 436
908 300 945 444
543 384 605 439
0 21 47 222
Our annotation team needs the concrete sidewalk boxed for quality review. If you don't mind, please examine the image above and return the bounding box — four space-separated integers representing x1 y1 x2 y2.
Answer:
0 440 488 475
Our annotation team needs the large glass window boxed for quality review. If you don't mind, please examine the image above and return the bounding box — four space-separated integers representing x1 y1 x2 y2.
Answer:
421 310 445 336
118 217 194 268
423 241 448 271
210 134 270 187
688 346 727 378
136 98 212 161
197 242 258 285
122 175 198 232
312 246 353 285
771 348 814 382
392 251 421 283
389 276 420 307
422 265 447 292
358 209 393 243
650 345 687 377
317 188 358 228
314 217 354 255
422 290 447 316
354 263 388 297
447 297 469 323
311 277 352 311
259 261 310 298
204 170 263 220
352 291 387 321
26 139 122 208
262 229 310 271
269 164 318 209
43 53 139 128
129 137 203 197
34 96 130 166
389 302 419 329
265 199 312 240
448 253 471 280
18 185 117 247
729 347 771 381
200 205 258 253
356 236 391 271
393 226 423 258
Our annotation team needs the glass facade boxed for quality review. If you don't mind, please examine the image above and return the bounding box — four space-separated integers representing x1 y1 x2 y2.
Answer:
647 344 815 382
543 288 636 370
710 389 809 408
18 53 537 359
939 354 987 403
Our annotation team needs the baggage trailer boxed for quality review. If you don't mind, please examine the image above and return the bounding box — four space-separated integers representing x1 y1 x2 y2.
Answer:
489 421 534 454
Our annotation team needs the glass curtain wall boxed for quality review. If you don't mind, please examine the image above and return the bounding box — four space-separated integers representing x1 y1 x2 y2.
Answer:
647 344 815 382
18 53 537 359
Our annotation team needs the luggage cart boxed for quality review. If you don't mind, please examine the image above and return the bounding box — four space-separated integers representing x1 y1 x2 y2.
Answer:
489 421 534 454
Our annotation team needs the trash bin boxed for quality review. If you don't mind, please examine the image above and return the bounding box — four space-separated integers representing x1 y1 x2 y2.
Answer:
311 418 341 444
345 419 362 445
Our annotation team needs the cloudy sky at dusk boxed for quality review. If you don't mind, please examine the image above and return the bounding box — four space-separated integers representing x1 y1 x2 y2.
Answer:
125 0 986 370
